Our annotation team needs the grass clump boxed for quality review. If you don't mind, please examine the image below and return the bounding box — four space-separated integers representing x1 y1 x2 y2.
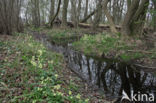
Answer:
30 27 85 45
47 29 81 45
0 34 89 103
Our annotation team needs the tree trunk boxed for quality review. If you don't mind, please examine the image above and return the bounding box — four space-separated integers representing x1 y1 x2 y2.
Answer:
31 0 40 27
84 0 89 19
122 0 149 35
127 0 131 10
49 0 55 23
81 9 97 23
121 0 140 35
62 0 69 27
130 0 149 35
103 0 118 33
50 0 61 27
77 0 82 22
92 0 102 30
36 0 40 27
0 0 23 35
71 0 78 28
152 0 156 31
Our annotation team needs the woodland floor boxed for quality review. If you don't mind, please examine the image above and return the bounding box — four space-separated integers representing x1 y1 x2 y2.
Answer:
0 27 156 102
0 34 115 103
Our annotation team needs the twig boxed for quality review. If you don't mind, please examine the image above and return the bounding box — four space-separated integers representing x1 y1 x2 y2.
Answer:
127 50 154 54
134 64 156 69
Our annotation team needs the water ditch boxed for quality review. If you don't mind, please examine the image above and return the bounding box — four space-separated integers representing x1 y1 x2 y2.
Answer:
33 32 156 103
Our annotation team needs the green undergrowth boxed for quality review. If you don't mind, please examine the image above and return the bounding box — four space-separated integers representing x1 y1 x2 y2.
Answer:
29 27 84 45
0 33 89 103
48 31 80 45
72 33 155 61
46 29 82 45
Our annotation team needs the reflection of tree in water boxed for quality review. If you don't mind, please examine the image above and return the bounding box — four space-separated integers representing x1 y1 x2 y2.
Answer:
86 57 92 81
100 63 156 102
65 50 156 102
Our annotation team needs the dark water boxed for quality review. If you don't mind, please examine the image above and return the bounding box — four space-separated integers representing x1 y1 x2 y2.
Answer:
34 33 156 103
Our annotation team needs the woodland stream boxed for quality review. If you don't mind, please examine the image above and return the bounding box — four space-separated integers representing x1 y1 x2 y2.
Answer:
33 32 156 103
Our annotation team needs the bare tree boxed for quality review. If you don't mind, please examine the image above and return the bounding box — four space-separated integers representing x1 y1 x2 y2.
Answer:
50 0 61 27
122 0 149 35
152 0 156 31
31 0 40 27
92 0 103 30
81 9 97 23
0 0 23 35
84 0 89 19
71 0 78 28
103 0 118 33
112 0 125 25
78 0 82 21
62 0 69 27
49 0 55 23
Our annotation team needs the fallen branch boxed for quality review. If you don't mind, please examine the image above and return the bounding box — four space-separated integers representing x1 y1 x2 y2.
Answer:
134 64 156 69
67 22 121 29
127 50 154 54
80 9 97 23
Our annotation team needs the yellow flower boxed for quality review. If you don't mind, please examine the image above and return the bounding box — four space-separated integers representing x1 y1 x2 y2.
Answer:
69 91 72 95
45 77 51 80
76 94 81 99
41 76 44 80
38 50 43 56
32 100 36 103
28 43 33 47
31 60 37 67
53 93 56 96
54 85 61 90
41 81 44 84
51 89 54 92
32 56 35 60
48 60 53 64
37 87 42 91
43 91 46 94
57 92 63 96
55 74 58 78
38 63 42 68
85 99 89 102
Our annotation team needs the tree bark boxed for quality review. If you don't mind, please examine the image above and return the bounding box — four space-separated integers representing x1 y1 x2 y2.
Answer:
0 0 23 35
81 9 97 23
49 0 55 23
127 0 131 10
121 0 140 35
71 0 78 28
152 0 156 31
122 0 149 35
92 0 103 30
62 0 69 26
103 0 118 33
31 0 40 27
130 0 149 35
50 0 61 27
77 0 82 22
84 0 89 19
